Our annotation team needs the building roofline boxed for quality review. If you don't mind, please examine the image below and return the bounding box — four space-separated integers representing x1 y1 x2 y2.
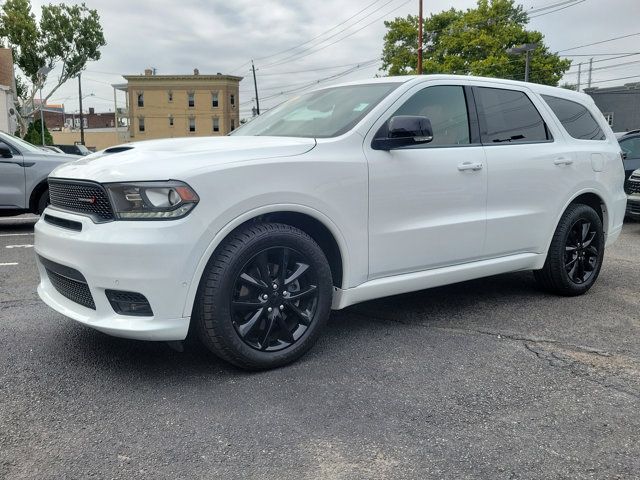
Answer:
122 74 243 82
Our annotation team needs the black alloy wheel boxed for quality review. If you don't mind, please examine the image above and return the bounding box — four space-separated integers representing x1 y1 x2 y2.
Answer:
564 218 600 285
534 203 604 296
194 222 333 370
231 246 319 351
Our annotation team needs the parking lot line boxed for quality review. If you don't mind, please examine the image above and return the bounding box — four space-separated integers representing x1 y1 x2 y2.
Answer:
0 262 19 266
5 245 34 249
0 233 34 237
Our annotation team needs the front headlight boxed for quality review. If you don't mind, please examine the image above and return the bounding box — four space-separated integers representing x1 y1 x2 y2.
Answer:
105 181 199 220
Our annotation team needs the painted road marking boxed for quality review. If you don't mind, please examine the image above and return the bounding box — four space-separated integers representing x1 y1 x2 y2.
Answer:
5 244 34 249
0 262 19 266
0 233 34 237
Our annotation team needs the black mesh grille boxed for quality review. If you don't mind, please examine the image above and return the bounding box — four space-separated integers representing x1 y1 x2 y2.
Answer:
625 178 640 195
45 268 96 310
48 179 114 221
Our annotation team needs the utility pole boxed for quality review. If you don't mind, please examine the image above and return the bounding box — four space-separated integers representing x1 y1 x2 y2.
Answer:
506 43 537 82
587 57 593 88
524 50 531 82
251 60 260 115
417 0 423 74
78 73 85 145
577 62 582 91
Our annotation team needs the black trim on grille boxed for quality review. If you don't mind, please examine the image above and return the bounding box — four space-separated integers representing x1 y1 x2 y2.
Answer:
48 178 114 222
39 256 96 310
625 178 640 195
44 214 82 232
105 290 153 316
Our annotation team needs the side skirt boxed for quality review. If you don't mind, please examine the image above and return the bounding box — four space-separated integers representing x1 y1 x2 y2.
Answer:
331 253 544 310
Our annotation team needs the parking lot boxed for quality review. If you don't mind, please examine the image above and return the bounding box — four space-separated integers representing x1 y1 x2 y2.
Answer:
1 215 638 479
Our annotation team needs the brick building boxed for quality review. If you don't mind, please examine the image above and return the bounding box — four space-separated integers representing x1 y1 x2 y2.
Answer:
43 106 115 131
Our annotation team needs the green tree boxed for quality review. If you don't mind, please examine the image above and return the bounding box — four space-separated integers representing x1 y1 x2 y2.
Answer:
23 118 52 145
381 0 570 86
0 0 106 133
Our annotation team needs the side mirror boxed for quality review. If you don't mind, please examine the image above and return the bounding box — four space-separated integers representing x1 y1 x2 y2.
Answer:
0 146 13 158
372 115 434 151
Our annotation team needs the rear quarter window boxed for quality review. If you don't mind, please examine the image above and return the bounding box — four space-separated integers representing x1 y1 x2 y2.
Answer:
541 95 606 140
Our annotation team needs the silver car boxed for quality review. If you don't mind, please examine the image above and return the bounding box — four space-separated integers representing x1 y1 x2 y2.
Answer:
0 131 78 217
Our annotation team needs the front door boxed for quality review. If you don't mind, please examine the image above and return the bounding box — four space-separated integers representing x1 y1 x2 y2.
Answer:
365 84 487 279
0 140 25 209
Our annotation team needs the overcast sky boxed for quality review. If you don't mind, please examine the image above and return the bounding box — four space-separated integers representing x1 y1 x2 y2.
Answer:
30 0 640 117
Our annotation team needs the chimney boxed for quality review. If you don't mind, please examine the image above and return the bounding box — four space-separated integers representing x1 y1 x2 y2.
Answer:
144 68 153 76
193 68 199 75
89 107 95 115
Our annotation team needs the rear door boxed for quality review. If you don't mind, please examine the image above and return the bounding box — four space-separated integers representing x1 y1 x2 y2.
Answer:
0 139 26 209
476 85 583 257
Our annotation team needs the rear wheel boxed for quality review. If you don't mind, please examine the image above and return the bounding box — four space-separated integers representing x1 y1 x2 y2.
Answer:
534 204 604 296
194 223 333 370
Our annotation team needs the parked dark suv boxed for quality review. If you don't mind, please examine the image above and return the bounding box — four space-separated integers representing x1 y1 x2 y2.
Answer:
52 143 91 156
618 133 640 218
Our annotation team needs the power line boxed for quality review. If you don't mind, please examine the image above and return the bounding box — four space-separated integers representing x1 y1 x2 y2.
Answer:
259 0 412 69
558 32 640 53
565 58 640 76
254 0 386 62
529 0 586 18
254 59 380 76
589 73 640 86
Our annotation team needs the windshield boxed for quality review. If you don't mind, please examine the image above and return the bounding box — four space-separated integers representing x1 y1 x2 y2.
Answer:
76 144 91 154
232 83 401 138
0 131 47 153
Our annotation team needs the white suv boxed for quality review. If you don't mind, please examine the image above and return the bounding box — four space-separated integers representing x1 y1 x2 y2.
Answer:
35 75 627 370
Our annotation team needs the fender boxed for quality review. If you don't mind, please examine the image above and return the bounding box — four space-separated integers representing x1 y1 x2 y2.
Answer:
538 186 609 269
181 203 352 318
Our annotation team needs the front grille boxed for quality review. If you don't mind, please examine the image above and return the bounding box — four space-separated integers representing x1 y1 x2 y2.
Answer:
48 179 114 221
40 256 96 310
626 176 640 195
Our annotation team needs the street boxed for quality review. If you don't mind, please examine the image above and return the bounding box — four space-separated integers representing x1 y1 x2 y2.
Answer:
1 215 639 479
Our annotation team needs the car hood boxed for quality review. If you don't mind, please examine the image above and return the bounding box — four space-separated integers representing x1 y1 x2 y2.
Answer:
50 136 317 182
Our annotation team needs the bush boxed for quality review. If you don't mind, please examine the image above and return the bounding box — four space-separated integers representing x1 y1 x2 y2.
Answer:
23 119 53 145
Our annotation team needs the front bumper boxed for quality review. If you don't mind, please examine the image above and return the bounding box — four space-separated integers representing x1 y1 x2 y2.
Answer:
626 195 640 219
35 208 195 341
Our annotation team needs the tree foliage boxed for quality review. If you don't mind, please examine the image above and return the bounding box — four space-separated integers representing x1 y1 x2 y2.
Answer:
0 0 105 132
381 0 570 86
23 118 52 145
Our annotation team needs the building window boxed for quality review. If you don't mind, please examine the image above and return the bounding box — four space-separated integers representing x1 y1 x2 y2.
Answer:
211 92 219 108
231 119 235 131
604 112 614 126
168 91 173 102
230 93 235 107
137 92 144 107
169 115 174 127
138 117 145 132
189 116 196 132
188 92 195 108
213 117 219 132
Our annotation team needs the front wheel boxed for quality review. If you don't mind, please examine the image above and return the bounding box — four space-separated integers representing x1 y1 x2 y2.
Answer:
37 188 50 215
193 223 333 370
534 204 604 296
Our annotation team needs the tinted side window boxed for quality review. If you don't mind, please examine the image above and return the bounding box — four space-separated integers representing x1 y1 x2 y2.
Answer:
476 87 549 144
542 95 605 140
620 136 640 158
393 85 470 146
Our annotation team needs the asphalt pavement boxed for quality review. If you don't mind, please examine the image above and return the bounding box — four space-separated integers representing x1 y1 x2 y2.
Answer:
1 215 639 479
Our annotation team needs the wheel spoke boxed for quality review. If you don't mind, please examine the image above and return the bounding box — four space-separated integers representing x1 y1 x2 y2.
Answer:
582 231 596 248
259 316 275 350
285 302 311 326
581 222 591 242
565 256 578 270
586 245 598 257
256 252 271 284
279 248 290 285
275 314 295 344
232 300 264 310
286 285 317 301
567 260 578 280
239 272 266 289
285 262 309 285
237 308 264 338
565 245 578 252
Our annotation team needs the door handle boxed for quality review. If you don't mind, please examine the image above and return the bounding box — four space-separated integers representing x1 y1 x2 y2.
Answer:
458 162 483 171
554 157 573 166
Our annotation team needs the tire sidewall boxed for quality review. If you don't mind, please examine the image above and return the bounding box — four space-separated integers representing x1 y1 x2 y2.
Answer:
200 225 333 369
37 188 50 215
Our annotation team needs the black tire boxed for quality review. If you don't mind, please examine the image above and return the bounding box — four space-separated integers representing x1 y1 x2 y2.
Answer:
534 204 604 296
36 188 50 215
193 222 333 370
